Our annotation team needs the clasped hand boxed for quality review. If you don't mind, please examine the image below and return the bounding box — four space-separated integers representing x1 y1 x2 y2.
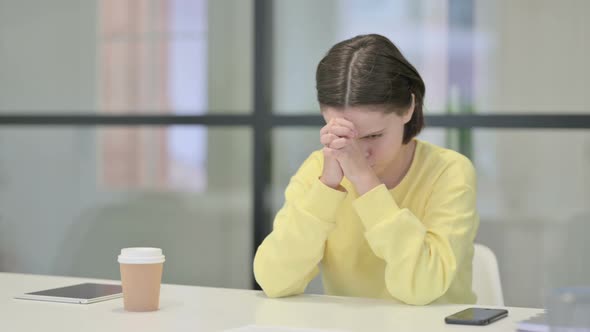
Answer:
319 118 381 195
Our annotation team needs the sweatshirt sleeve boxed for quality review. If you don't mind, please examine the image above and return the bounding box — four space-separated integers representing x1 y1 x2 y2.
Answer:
253 151 347 298
352 157 479 305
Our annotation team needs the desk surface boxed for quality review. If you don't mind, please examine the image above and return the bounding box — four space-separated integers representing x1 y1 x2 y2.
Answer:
1 272 542 332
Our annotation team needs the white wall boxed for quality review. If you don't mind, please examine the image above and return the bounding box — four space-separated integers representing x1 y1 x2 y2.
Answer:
473 0 590 307
0 0 97 112
0 0 99 274
0 0 253 290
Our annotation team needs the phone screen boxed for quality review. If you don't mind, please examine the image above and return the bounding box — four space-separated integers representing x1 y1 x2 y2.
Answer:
445 308 508 325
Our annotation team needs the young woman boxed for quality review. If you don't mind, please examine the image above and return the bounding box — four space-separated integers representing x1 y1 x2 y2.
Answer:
254 34 479 305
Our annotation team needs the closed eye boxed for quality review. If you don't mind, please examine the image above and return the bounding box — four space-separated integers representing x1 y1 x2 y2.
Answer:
363 134 383 139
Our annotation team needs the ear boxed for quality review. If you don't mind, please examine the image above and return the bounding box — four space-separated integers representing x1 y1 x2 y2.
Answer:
402 93 415 124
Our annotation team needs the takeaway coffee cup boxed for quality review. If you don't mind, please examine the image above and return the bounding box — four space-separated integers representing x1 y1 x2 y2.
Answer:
118 247 165 312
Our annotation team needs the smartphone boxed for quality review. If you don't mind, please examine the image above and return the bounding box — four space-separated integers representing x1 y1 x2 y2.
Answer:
444 308 509 326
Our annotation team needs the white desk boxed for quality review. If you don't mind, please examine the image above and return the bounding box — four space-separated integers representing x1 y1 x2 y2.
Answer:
1 272 542 331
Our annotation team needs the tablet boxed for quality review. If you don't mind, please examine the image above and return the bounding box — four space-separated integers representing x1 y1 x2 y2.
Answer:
15 282 123 304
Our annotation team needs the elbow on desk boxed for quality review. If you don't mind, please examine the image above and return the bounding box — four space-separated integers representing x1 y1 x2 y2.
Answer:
253 268 302 298
396 292 440 306
254 275 301 299
385 274 450 305
387 283 445 305
253 254 296 298
260 287 296 298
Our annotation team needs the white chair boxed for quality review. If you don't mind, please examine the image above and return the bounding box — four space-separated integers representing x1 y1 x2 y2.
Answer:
472 243 505 306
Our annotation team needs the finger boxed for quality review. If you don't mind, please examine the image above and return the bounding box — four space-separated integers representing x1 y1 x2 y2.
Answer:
320 133 338 146
329 137 349 150
332 118 356 132
322 118 356 134
329 125 356 138
320 123 331 136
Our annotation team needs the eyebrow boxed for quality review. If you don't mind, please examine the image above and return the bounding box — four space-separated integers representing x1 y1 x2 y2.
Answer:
360 129 385 138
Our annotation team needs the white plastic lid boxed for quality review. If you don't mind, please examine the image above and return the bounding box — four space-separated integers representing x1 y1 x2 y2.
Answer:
118 247 165 264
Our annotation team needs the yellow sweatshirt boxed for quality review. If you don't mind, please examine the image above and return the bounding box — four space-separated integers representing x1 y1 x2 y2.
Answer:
253 139 479 305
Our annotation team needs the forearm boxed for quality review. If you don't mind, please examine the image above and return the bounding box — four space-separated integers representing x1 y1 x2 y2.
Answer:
354 184 477 305
254 178 347 297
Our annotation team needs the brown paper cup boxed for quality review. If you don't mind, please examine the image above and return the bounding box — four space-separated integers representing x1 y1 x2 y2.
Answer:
120 262 163 311
118 248 165 312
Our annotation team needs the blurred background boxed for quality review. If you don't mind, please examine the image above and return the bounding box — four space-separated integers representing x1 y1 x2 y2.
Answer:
0 0 588 308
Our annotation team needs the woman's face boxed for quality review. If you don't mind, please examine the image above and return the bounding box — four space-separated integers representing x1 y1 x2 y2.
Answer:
321 104 414 178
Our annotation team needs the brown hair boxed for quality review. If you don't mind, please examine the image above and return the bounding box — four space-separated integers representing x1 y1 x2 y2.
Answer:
316 34 425 143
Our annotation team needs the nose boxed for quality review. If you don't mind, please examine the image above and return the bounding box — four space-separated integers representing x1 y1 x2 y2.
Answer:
358 139 371 159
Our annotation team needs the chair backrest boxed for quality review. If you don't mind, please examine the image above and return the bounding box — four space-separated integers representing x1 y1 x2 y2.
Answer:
472 243 504 306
